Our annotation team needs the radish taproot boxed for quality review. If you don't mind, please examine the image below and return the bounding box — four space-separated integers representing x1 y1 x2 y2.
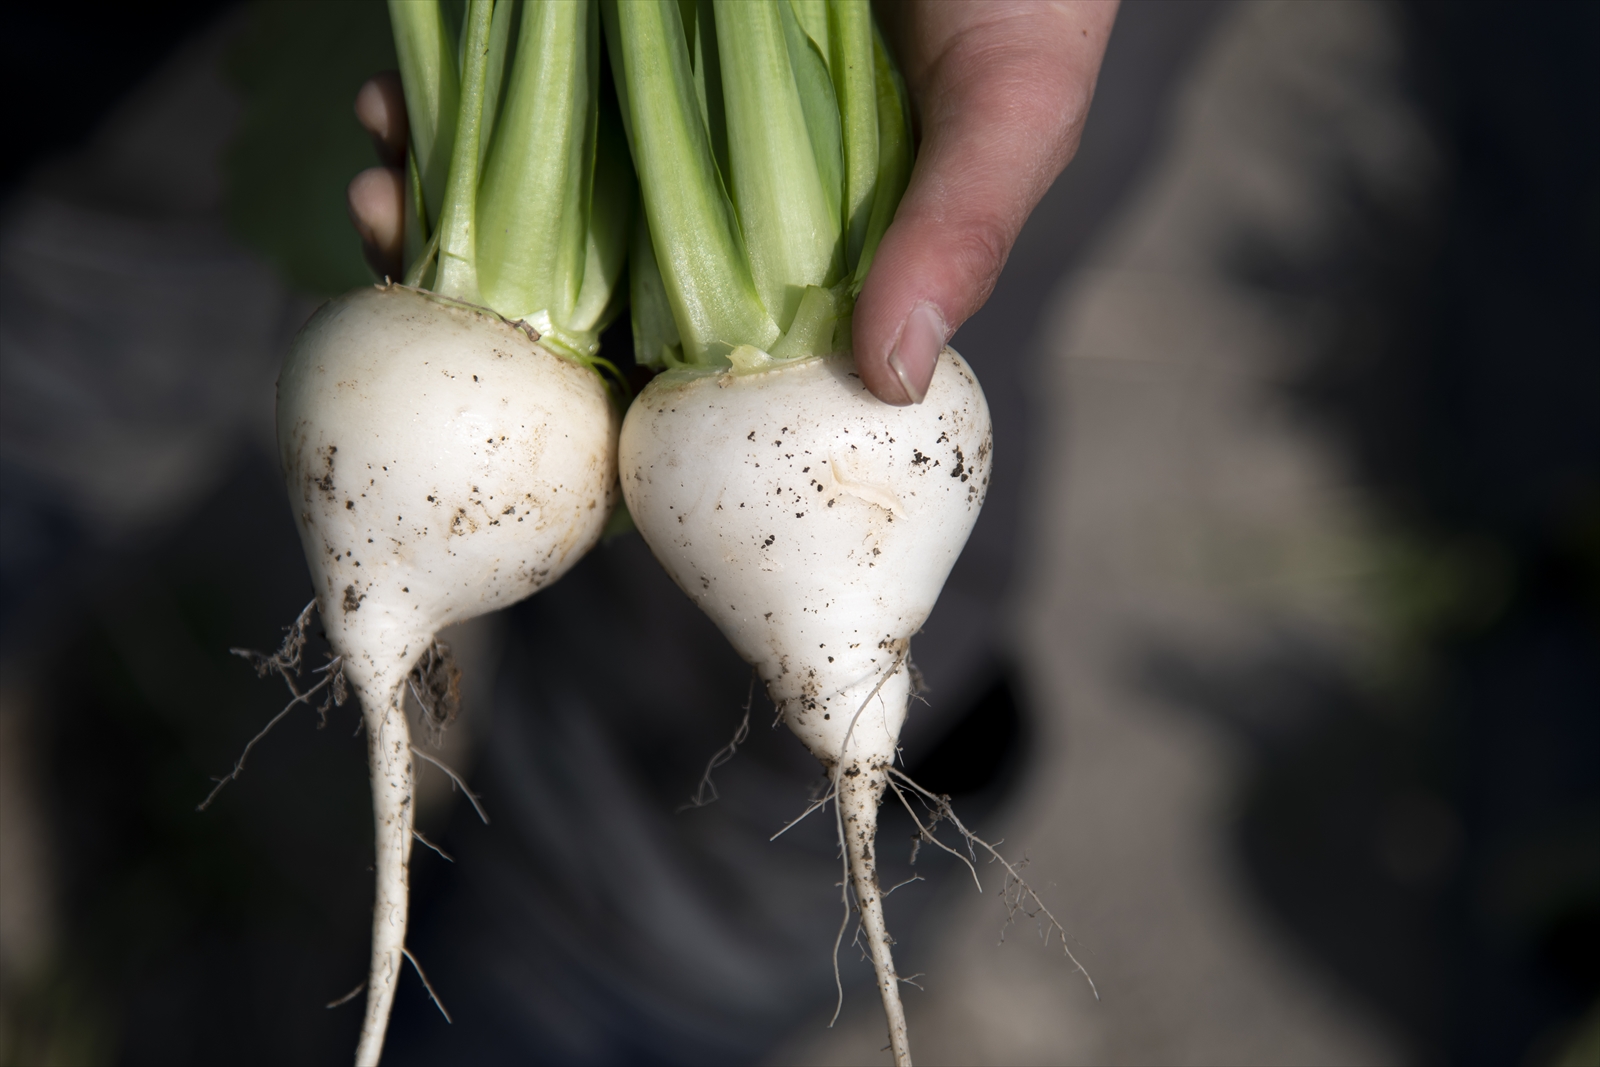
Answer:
213 2 632 1063
605 4 983 1061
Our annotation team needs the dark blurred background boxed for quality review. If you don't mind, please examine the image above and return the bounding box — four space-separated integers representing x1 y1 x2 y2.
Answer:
1 2 1595 1065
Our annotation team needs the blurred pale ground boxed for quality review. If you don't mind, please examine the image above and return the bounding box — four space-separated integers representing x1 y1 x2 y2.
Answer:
2 2 1596 1065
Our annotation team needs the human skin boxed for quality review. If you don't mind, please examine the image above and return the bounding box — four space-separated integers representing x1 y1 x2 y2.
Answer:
347 1 1118 405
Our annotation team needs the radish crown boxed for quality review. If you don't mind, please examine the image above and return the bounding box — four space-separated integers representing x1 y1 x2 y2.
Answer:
603 0 912 371
389 0 635 360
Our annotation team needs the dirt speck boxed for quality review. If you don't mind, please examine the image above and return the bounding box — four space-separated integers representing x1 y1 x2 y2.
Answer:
950 446 967 481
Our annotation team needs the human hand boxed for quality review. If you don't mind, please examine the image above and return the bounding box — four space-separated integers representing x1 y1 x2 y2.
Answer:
859 1 1116 402
347 71 408 280
346 2 1117 403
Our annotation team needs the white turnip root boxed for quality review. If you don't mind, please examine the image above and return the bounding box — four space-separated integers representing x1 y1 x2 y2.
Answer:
278 281 617 1064
205 1 632 1062
600 3 1006 1058
619 347 991 1064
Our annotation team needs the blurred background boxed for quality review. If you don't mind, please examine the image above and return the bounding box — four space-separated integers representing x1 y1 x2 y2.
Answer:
1 2 1595 1064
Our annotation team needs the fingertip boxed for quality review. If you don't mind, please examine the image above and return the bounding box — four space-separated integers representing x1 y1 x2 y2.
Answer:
851 2 1117 405
348 167 406 279
852 211 963 406
855 306 951 405
355 72 408 167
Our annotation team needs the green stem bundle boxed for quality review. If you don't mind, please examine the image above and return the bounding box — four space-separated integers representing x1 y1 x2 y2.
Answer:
388 0 634 359
604 0 911 371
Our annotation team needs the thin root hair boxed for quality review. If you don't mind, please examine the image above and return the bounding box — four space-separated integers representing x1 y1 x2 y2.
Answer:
769 784 835 841
411 746 489 825
201 601 346 811
908 657 930 705
406 640 462 746
230 599 316 679
885 766 1099 1001
677 674 755 812
402 947 452 1024
849 913 878 963
837 649 907 763
827 767 853 1028
883 873 925 898
413 828 455 862
884 773 983 891
326 982 365 1009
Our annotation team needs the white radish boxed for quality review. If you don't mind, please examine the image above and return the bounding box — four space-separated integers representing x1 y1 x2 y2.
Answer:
619 347 991 1063
601 2 990 1057
247 0 632 1057
278 281 617 1063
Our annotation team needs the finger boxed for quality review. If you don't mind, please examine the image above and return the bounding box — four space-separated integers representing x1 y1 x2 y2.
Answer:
348 166 406 280
854 2 1118 404
355 71 408 168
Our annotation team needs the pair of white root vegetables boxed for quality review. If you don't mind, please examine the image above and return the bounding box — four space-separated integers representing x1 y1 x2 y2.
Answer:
277 282 992 1064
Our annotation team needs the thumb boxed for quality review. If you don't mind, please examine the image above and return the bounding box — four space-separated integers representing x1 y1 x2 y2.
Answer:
853 2 1117 404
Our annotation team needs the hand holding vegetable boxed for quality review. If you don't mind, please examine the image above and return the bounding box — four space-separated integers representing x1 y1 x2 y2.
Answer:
348 1 1117 402
346 72 408 276
312 5 1116 1063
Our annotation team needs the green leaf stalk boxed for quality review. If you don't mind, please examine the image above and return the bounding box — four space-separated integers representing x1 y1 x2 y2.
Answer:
603 0 911 371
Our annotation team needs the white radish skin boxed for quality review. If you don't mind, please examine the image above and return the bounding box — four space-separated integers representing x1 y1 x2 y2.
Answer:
277 283 618 1065
619 349 991 1065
